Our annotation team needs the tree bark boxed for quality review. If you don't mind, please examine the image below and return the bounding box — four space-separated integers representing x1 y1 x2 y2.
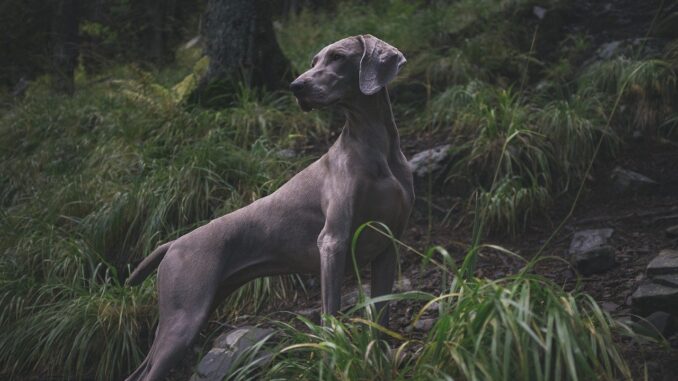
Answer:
51 0 80 95
146 0 177 65
192 0 292 104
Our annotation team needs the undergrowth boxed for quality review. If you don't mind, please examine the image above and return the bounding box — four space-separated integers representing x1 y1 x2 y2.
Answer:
217 225 641 381
0 72 324 379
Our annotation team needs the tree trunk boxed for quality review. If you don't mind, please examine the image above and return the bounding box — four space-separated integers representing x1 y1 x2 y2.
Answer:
51 0 80 95
80 0 103 75
192 0 292 104
146 0 177 65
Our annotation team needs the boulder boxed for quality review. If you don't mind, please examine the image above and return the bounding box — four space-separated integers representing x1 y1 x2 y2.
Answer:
569 228 614 254
645 311 677 337
611 167 657 193
646 250 678 276
666 225 678 239
190 326 274 381
632 311 677 339
572 245 616 276
653 274 678 288
568 229 615 275
408 145 451 178
631 281 678 316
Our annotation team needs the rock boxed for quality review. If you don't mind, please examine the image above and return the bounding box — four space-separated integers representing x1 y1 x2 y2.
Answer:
601 301 619 313
598 41 623 60
413 318 436 331
395 276 412 292
340 286 370 310
611 167 657 193
631 281 678 316
569 228 614 254
296 307 321 323
644 311 677 337
275 148 296 159
647 250 678 276
666 225 678 238
190 326 274 381
408 145 451 177
533 6 546 19
572 245 616 275
568 229 615 275
592 38 659 61
653 274 678 288
631 311 677 339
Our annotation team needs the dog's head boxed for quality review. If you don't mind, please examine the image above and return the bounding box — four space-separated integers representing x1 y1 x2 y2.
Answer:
290 34 406 111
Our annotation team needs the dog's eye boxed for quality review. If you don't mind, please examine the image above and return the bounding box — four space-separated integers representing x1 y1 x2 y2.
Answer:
329 52 345 62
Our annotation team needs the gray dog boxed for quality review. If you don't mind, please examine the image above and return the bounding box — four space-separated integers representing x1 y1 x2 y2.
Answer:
125 34 414 381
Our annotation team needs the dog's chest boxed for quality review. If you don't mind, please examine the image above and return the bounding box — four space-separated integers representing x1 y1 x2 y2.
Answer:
348 172 411 261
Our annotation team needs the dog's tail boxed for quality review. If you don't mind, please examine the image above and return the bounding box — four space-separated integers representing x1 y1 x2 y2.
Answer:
125 241 174 286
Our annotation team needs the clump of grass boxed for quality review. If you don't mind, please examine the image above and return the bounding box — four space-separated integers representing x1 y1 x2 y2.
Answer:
410 272 631 381
578 56 678 135
268 314 412 380
255 235 635 381
475 177 551 236
427 82 557 234
0 234 156 380
536 90 617 190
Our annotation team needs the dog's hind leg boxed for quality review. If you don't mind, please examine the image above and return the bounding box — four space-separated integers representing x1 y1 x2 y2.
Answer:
142 308 210 381
128 247 221 381
124 325 164 381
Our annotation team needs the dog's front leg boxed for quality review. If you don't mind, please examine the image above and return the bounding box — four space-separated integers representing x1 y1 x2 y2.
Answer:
371 246 397 327
317 204 352 317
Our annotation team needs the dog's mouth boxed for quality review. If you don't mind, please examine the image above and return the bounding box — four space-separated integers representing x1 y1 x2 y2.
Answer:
295 94 340 112
295 97 314 112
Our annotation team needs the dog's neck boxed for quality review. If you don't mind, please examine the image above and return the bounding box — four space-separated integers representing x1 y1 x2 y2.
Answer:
338 88 401 157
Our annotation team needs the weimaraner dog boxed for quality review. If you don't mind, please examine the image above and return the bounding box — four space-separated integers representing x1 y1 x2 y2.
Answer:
125 34 414 381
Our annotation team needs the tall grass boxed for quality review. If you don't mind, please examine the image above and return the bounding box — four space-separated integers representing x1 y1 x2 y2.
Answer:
247 229 636 381
579 57 678 135
426 82 557 234
0 69 322 379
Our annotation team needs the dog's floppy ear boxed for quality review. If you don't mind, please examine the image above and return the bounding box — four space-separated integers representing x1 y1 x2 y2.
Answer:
358 34 406 95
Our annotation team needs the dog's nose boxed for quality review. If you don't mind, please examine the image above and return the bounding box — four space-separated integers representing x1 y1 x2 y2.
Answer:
289 80 306 94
